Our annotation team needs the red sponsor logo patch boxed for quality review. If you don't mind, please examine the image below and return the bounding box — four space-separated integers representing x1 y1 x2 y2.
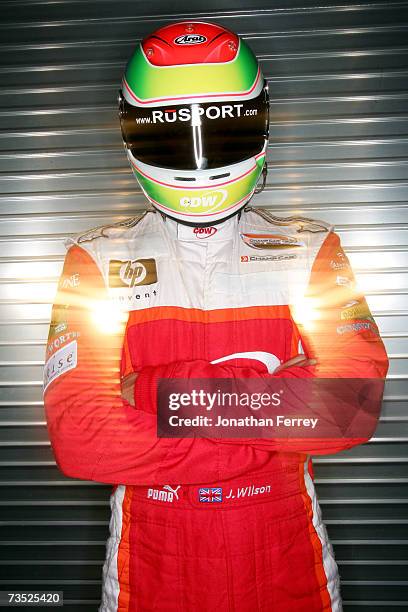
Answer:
193 227 217 239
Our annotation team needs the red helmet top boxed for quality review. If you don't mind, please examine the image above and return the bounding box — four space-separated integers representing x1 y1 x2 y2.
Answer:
141 21 239 66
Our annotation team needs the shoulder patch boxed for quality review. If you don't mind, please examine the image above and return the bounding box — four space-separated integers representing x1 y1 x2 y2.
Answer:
246 207 332 234
75 213 147 244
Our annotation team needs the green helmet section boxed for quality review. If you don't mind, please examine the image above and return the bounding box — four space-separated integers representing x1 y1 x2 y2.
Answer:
131 154 266 219
123 40 260 105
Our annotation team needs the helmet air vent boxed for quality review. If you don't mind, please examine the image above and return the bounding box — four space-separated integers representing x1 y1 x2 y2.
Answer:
209 172 230 180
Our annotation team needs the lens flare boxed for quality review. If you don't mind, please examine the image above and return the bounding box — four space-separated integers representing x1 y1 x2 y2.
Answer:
90 300 128 335
291 296 321 331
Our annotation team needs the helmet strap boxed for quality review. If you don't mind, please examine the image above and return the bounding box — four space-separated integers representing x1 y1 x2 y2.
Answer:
254 161 268 195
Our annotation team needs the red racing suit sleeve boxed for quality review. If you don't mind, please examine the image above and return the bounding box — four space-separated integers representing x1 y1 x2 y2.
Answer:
209 231 389 453
295 231 388 380
44 245 288 485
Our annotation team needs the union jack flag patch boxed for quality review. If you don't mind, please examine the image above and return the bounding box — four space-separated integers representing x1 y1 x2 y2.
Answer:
198 487 223 503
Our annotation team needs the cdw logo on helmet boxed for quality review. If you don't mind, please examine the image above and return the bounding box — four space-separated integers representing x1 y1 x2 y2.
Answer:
179 189 227 212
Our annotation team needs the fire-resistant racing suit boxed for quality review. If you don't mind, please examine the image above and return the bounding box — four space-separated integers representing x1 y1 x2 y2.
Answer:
44 207 388 612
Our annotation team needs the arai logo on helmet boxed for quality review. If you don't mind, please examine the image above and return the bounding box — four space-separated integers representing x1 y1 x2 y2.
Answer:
179 189 227 213
174 34 207 45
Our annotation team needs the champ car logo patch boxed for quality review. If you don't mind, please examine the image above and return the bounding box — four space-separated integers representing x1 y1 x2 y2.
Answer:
174 34 207 45
43 340 77 391
240 233 305 250
241 254 297 263
109 259 157 288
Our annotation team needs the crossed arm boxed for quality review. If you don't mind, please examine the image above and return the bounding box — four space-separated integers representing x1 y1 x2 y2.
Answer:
44 235 388 486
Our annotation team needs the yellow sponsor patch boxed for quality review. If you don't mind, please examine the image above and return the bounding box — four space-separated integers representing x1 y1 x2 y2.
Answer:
48 303 70 341
340 301 371 321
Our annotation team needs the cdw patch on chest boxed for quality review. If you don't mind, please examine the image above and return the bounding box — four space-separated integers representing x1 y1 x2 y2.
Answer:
241 233 305 249
109 259 157 288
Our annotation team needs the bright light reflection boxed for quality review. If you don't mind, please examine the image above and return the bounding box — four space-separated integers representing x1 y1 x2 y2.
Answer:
91 300 128 335
291 295 321 331
191 104 205 169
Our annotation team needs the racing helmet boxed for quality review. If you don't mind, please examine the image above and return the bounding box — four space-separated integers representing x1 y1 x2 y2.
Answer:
119 21 269 224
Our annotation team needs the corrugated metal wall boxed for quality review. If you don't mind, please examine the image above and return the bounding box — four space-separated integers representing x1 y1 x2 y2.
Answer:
0 0 407 609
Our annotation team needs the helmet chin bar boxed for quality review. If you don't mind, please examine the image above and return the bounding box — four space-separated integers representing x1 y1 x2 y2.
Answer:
145 157 267 228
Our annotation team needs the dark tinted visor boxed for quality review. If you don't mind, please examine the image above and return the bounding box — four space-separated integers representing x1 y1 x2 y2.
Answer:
119 84 269 170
